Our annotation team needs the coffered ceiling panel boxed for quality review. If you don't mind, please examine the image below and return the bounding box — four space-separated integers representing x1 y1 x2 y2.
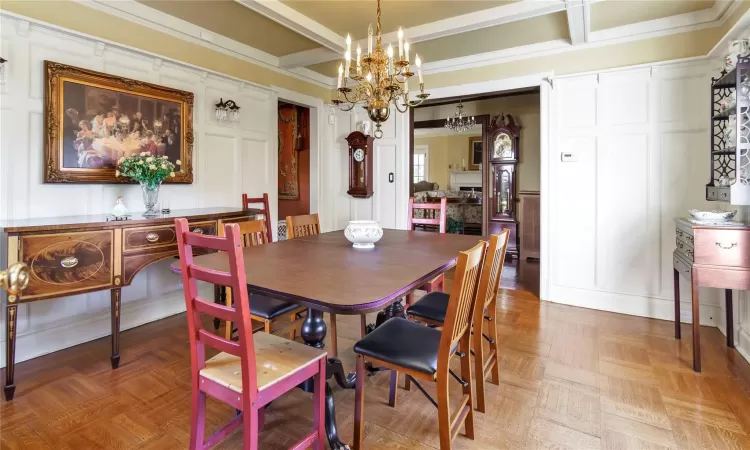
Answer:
590 0 715 32
136 0 321 56
279 0 516 38
305 12 569 77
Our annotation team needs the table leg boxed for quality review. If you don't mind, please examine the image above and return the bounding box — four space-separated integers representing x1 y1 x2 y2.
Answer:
691 270 701 372
111 288 121 369
673 269 681 340
726 289 734 348
298 308 351 450
4 304 18 400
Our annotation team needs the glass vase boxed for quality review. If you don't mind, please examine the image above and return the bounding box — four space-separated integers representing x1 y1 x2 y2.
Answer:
140 181 161 217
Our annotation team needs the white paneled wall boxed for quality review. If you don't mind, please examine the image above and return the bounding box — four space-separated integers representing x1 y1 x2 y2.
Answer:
547 61 728 327
0 15 277 366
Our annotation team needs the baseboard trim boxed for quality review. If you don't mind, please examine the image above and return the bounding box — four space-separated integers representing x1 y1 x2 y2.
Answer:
737 328 750 365
0 290 192 369
547 285 721 327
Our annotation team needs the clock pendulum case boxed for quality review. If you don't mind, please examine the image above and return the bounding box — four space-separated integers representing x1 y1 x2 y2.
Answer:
346 131 374 198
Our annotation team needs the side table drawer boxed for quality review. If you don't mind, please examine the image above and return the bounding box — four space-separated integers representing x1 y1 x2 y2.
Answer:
673 251 692 278
694 229 750 267
124 220 217 253
20 230 114 300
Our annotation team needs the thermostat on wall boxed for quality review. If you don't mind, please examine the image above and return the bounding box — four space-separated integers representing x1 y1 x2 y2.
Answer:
561 152 578 162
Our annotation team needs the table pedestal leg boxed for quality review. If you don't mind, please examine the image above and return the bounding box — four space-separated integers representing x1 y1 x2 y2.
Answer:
298 308 351 450
366 299 407 335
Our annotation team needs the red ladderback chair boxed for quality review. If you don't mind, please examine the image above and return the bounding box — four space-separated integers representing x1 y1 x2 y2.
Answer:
406 197 448 307
242 193 273 240
175 218 326 450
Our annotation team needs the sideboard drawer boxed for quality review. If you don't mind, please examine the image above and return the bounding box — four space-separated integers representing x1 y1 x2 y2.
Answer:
694 229 750 267
123 220 217 253
20 230 113 300
675 236 694 262
673 251 692 277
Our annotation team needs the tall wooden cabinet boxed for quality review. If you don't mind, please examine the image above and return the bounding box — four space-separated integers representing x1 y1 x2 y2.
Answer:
484 114 520 260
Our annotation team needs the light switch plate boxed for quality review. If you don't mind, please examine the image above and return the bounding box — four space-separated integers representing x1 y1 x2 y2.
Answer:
561 152 578 162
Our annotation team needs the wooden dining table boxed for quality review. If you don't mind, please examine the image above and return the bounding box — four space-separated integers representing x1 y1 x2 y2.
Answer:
171 229 482 449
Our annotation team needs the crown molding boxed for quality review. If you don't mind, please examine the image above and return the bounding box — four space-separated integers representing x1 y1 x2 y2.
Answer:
74 0 335 88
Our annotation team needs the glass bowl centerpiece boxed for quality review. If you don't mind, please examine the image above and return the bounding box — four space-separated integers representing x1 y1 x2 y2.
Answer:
116 153 180 217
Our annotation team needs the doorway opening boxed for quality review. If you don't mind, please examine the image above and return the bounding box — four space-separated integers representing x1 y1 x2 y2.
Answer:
409 88 541 295
277 102 310 240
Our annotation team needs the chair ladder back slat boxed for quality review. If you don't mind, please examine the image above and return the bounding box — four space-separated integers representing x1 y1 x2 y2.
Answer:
237 219 270 248
242 193 273 241
408 197 447 233
176 218 259 396
440 241 487 351
476 231 510 313
286 214 320 239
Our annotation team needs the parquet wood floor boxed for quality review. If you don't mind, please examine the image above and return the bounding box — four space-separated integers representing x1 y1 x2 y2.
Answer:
3 276 750 449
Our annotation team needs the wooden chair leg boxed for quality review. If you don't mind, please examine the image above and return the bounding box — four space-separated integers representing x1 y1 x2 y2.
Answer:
354 355 365 450
388 370 398 407
460 333 475 439
436 371 451 450
473 322 486 413
329 313 338 358
488 301 500 385
264 320 271 334
312 358 326 450
360 315 368 338
242 406 259 450
289 312 298 341
224 287 233 340
189 388 206 450
404 374 411 391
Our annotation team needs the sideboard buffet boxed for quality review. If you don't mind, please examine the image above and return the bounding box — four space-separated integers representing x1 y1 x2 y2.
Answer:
0 207 255 400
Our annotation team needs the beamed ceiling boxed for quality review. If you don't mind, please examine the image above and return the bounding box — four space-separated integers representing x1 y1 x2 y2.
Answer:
129 0 730 81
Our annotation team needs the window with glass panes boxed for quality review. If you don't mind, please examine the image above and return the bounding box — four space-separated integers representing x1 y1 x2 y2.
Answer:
413 153 426 183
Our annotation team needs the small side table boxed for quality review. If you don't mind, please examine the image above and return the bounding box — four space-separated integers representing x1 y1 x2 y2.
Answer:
673 218 750 372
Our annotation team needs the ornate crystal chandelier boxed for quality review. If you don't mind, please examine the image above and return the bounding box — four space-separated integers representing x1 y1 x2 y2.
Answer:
332 0 429 138
444 100 476 133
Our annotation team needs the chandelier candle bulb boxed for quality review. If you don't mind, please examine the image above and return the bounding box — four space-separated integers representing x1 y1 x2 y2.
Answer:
346 34 351 54
345 52 351 78
356 44 361 66
404 42 410 62
368 24 373 55
337 64 343 89
398 28 404 58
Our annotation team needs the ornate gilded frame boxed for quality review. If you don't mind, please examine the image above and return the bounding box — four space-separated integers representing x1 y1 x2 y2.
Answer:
43 61 194 183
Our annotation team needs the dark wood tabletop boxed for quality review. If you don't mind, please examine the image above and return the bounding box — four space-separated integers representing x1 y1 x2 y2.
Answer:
171 229 483 314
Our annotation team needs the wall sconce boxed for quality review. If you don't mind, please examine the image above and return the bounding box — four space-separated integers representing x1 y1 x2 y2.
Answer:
0 57 7 85
215 98 240 123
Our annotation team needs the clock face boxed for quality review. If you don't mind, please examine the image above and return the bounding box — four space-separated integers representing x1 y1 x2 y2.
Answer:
493 133 513 160
353 148 365 162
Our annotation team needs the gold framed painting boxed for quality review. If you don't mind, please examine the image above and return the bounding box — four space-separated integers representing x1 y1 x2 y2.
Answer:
468 136 482 170
43 61 194 183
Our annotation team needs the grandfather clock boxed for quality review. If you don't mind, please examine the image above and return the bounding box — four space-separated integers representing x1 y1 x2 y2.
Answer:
346 131 374 198
485 114 520 260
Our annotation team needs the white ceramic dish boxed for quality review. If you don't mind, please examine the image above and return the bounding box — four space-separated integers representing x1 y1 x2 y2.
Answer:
688 209 737 221
344 220 383 249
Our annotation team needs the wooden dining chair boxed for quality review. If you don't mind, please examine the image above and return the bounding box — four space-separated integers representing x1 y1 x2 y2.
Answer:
242 193 273 240
406 197 449 308
285 213 368 358
407 230 509 413
175 218 326 450
222 219 307 341
352 240 487 450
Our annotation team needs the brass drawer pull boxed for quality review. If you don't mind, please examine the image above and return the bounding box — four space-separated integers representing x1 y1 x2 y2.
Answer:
686 249 693 258
686 235 694 245
146 232 160 243
192 228 204 234
60 256 79 268
716 242 738 250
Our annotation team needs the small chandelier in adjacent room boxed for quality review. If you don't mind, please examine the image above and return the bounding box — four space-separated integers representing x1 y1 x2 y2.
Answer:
445 100 475 133
215 98 241 123
332 0 429 138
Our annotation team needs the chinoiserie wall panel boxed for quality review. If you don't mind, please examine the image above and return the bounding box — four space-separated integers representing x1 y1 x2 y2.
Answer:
0 14 276 367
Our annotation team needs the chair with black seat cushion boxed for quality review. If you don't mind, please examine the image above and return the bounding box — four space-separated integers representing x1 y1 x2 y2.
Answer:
222 219 307 341
353 241 487 450
407 230 509 413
